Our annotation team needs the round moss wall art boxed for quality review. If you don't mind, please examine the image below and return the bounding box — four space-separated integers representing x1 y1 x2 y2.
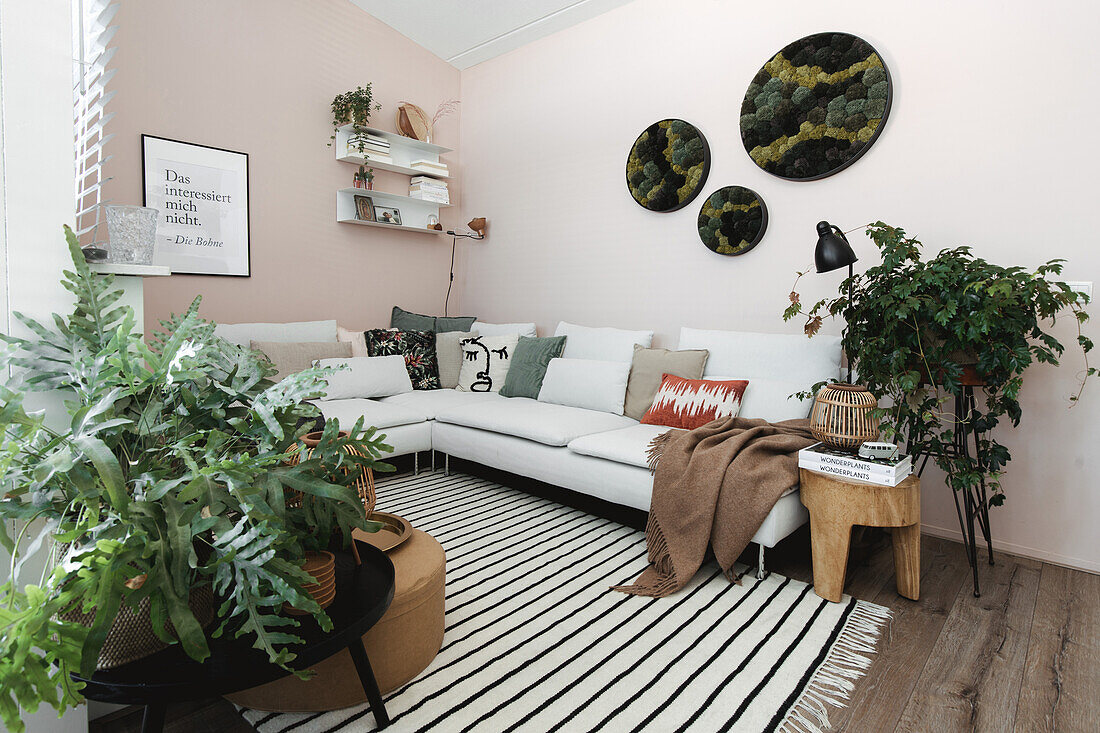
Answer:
740 32 892 181
697 186 768 256
625 119 711 212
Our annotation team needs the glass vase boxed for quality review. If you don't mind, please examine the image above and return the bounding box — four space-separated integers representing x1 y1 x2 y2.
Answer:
105 205 158 265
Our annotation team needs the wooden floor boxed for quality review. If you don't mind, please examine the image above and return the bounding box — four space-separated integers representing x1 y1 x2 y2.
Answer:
92 493 1099 732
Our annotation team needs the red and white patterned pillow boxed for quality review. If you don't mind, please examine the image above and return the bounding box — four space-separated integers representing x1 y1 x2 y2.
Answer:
640 375 749 430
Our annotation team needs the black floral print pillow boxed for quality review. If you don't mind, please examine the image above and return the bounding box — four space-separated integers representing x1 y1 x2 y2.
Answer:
364 329 441 390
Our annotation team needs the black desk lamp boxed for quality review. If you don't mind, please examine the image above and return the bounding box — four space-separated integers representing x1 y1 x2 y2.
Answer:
814 221 859 383
444 218 487 316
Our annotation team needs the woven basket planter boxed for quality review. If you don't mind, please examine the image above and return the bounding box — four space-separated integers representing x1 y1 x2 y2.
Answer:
285 430 376 515
810 383 879 451
61 584 214 670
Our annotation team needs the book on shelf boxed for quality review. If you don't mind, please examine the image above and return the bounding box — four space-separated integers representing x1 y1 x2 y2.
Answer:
358 153 393 164
798 442 912 478
410 159 448 171
360 142 391 153
408 193 450 204
409 185 449 196
410 176 448 187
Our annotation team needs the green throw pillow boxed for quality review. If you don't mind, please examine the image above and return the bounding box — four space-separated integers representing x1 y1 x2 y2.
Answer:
500 336 566 399
390 306 475 333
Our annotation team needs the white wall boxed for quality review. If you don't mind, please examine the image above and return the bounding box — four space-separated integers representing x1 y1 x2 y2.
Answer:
0 0 88 730
459 0 1100 571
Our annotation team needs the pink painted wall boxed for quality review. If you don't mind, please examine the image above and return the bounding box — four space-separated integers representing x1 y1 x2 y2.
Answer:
458 0 1100 571
105 0 462 335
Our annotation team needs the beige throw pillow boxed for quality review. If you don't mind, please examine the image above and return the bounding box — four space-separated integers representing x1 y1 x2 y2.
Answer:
435 331 477 389
624 344 709 420
251 340 352 381
337 326 369 358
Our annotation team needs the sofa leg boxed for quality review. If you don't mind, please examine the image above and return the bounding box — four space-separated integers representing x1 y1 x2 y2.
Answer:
414 452 419 475
756 544 767 580
431 450 436 472
444 454 450 477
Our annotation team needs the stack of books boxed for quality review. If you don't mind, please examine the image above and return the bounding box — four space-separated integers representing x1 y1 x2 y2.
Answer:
350 133 392 164
409 159 449 177
798 442 913 486
408 176 449 204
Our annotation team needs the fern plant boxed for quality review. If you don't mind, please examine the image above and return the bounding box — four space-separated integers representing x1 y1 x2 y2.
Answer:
0 227 393 732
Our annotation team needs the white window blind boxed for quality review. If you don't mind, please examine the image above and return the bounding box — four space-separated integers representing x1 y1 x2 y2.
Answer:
72 0 118 246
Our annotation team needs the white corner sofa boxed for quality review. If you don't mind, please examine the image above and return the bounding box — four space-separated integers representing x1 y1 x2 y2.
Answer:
214 319 842 569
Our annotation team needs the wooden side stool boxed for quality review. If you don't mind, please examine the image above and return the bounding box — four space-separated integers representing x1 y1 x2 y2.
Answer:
799 469 921 602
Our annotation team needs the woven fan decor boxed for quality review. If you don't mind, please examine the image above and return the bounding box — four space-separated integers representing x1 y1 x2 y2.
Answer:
810 383 879 450
740 32 892 181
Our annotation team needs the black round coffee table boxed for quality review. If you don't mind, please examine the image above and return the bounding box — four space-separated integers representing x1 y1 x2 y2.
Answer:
72 542 395 732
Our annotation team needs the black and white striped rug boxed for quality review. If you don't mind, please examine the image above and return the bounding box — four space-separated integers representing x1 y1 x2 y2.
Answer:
240 470 889 733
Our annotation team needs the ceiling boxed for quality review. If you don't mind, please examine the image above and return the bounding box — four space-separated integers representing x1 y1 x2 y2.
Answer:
349 0 638 69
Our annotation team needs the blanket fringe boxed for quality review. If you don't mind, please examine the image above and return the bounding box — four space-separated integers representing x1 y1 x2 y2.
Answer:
776 601 892 733
611 514 678 596
646 429 676 474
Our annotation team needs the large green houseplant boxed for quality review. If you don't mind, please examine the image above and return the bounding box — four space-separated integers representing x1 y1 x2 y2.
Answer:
0 228 393 732
784 222 1093 507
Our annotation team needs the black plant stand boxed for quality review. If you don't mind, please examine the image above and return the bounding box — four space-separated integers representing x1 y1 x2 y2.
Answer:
917 384 994 597
73 543 395 732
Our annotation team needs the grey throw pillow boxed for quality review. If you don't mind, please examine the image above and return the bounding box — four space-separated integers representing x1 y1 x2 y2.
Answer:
624 344 709 420
435 330 477 389
250 340 352 381
390 306 476 333
500 336 567 399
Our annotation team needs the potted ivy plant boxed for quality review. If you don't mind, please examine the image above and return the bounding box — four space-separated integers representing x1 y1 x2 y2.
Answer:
783 222 1093 508
0 228 394 732
329 84 382 155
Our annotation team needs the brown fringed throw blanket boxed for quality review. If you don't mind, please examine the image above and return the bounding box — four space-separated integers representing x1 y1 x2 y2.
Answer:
613 416 816 597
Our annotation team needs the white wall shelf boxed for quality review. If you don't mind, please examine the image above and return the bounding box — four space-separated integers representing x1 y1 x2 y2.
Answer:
336 216 446 235
334 123 451 180
90 263 171 277
336 189 448 234
338 187 451 208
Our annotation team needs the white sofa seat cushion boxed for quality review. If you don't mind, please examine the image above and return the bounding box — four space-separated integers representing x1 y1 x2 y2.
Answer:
435 397 636 447
310 398 427 430
567 424 671 469
376 389 506 420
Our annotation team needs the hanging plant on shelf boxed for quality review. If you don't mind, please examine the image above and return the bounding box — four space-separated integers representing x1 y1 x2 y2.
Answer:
783 221 1093 508
329 84 383 154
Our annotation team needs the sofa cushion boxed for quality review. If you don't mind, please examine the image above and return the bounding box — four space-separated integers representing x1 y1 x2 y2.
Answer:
377 389 505 419
314 356 412 400
391 306 476 333
216 320 337 349
678 327 842 385
365 329 441 390
456 334 518 393
310 398 427 430
500 336 567 399
641 375 749 430
337 326 369 357
537 358 630 415
251 340 352 381
567 424 672 469
473 321 537 338
434 397 636 447
435 330 477 389
554 321 654 362
624 344 709 420
716 377 814 422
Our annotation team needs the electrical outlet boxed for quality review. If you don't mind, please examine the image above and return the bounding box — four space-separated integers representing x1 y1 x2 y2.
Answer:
1064 281 1093 301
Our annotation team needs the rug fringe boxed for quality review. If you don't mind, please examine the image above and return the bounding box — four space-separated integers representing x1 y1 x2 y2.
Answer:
776 601 892 733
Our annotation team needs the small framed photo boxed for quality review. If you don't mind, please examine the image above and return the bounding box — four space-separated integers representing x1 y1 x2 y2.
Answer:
354 195 375 222
375 206 402 226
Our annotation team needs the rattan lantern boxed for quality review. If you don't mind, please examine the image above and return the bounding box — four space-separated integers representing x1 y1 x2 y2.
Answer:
285 430 376 515
810 383 879 450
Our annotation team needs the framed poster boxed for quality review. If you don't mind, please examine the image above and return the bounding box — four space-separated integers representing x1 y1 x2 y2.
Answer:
141 134 250 276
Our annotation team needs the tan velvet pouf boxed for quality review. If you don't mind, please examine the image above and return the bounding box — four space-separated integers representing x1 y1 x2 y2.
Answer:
226 528 445 712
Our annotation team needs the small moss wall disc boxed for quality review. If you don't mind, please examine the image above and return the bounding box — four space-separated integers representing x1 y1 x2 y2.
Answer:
697 186 768 256
740 32 892 181
626 119 711 212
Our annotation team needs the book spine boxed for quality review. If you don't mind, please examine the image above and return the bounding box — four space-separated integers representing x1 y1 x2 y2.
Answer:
800 462 911 486
799 452 910 478
410 162 448 171
410 176 447 185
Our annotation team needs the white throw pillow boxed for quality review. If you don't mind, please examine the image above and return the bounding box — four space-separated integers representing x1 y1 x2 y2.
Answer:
473 321 537 338
336 325 369 358
314 356 412 400
538 358 631 415
710 376 815 422
678 327 842 385
554 322 654 362
456 334 519 393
